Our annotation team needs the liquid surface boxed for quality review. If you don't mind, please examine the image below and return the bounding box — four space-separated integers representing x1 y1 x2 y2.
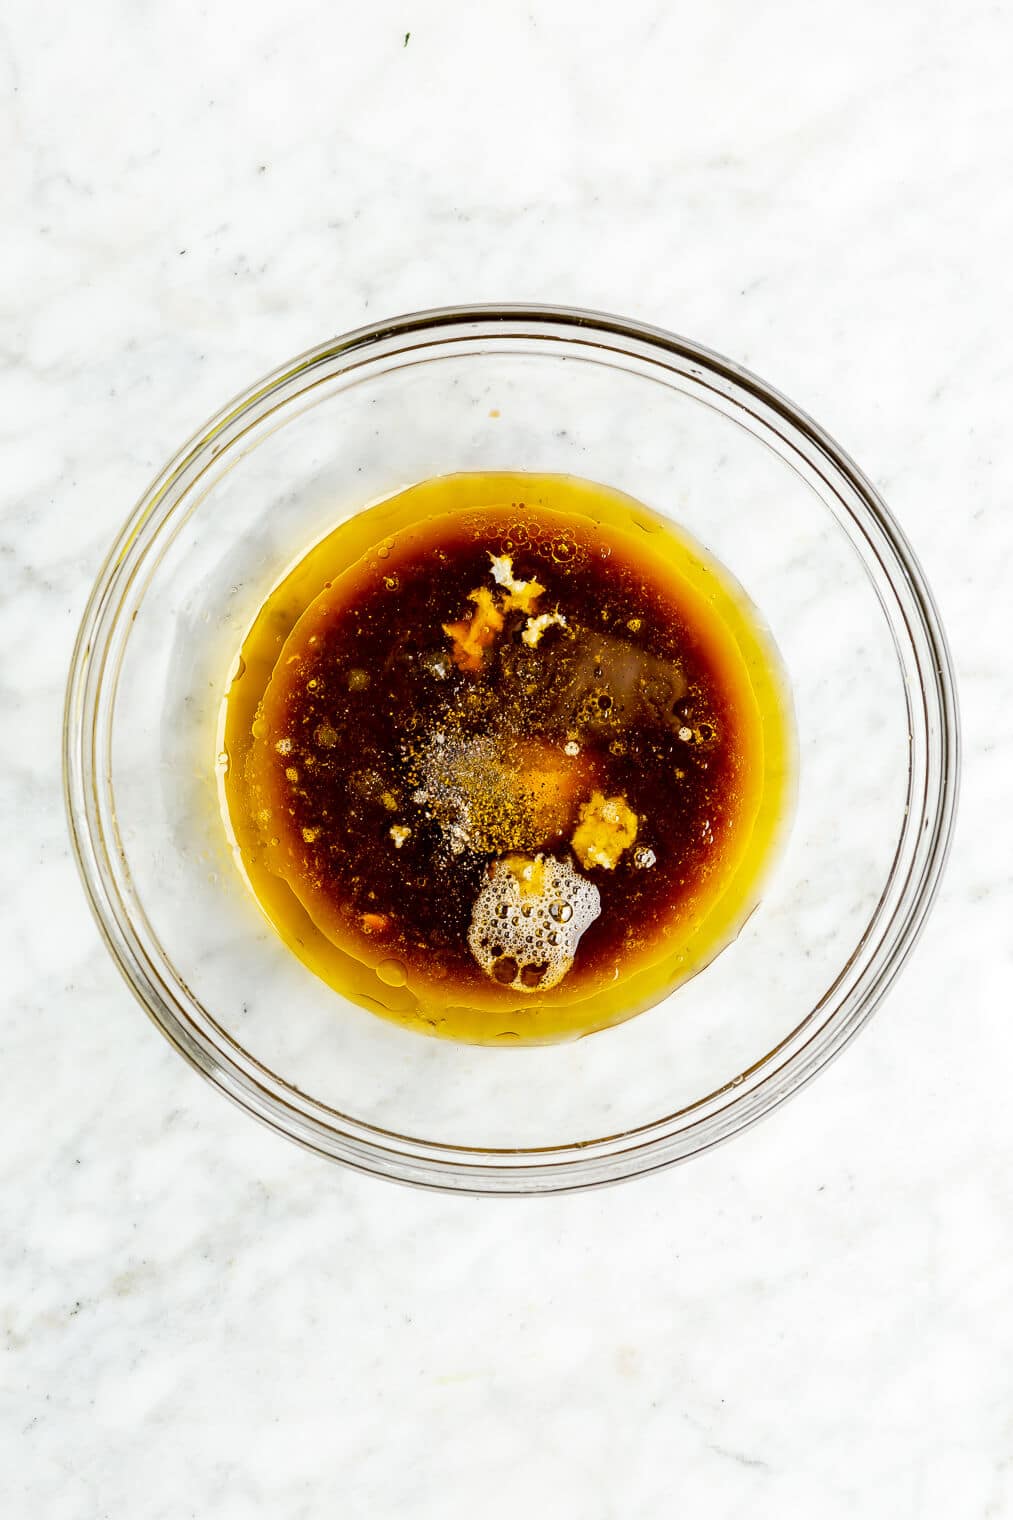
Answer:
221 474 794 1044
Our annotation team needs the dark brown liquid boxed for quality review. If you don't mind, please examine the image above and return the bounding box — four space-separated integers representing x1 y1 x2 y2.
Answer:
223 475 793 1043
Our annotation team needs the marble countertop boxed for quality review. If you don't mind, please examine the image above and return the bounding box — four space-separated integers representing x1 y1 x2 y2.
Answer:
5 2 1012 1515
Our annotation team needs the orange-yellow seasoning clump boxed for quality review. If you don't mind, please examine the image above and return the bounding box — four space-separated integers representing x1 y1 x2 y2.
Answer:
522 610 567 647
488 553 546 614
443 556 548 671
443 586 504 672
571 790 639 870
361 912 390 934
505 583 546 614
500 852 548 897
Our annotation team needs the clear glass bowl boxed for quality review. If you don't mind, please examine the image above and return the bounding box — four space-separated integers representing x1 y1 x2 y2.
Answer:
64 306 959 1193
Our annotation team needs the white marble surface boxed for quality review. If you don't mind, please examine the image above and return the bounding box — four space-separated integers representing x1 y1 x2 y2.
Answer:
4 2 1012 1514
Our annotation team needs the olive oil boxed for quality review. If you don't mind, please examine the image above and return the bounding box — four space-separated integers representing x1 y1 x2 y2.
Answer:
220 473 794 1044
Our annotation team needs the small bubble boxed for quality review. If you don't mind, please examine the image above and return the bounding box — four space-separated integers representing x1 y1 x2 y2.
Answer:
549 900 573 923
251 717 267 740
377 544 391 560
217 749 229 768
376 958 408 988
491 955 520 985
678 726 693 742
564 740 580 757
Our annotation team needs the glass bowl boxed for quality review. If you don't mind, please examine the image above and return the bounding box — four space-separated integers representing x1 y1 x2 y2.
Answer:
64 306 959 1194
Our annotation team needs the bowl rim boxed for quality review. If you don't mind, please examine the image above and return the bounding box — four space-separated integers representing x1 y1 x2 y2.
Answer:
63 303 960 1194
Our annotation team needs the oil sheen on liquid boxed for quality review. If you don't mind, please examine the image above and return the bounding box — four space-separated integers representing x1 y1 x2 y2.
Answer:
220 473 794 1045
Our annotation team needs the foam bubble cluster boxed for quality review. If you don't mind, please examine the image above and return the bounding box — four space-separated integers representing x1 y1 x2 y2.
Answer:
467 854 601 993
